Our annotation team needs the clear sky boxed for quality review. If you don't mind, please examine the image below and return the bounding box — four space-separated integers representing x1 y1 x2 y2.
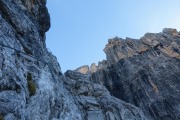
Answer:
46 0 180 72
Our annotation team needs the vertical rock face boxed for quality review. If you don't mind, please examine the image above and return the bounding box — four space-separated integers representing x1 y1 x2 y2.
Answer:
1 0 179 120
0 0 147 120
64 70 146 120
88 29 180 120
0 0 82 120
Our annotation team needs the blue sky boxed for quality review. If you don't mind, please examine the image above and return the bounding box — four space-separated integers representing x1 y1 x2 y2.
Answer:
46 0 180 72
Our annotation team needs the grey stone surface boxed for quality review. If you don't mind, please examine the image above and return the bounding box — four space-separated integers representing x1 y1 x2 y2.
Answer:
88 29 180 120
2 0 179 120
0 0 147 120
64 70 147 120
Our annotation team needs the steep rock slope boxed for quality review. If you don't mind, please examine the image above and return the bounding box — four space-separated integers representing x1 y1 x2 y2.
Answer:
76 29 180 120
0 0 146 120
64 70 146 120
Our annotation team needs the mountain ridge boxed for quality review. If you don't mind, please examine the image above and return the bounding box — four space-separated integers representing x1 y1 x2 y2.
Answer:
76 28 180 120
0 0 179 120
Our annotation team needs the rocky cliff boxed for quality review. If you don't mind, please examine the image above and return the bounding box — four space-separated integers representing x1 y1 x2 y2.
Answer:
0 0 148 120
76 29 180 120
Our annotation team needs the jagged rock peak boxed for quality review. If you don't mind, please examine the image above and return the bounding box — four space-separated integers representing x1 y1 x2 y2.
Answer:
75 65 90 74
162 28 179 36
75 63 98 74
75 61 109 75
1 0 180 120
82 28 180 120
0 0 148 119
103 28 180 65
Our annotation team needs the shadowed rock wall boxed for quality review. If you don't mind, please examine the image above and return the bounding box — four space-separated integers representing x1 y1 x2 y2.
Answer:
0 0 147 120
88 29 180 120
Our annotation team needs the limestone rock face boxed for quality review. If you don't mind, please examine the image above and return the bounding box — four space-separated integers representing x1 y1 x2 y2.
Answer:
0 0 147 120
0 0 81 120
64 70 146 120
1 0 179 120
89 29 180 120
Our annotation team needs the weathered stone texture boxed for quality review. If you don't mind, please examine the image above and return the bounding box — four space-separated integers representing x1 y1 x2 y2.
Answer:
88 29 180 120
0 0 147 120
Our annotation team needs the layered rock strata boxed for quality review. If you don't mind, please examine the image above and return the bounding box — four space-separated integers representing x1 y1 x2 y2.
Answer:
0 0 147 120
78 28 180 120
